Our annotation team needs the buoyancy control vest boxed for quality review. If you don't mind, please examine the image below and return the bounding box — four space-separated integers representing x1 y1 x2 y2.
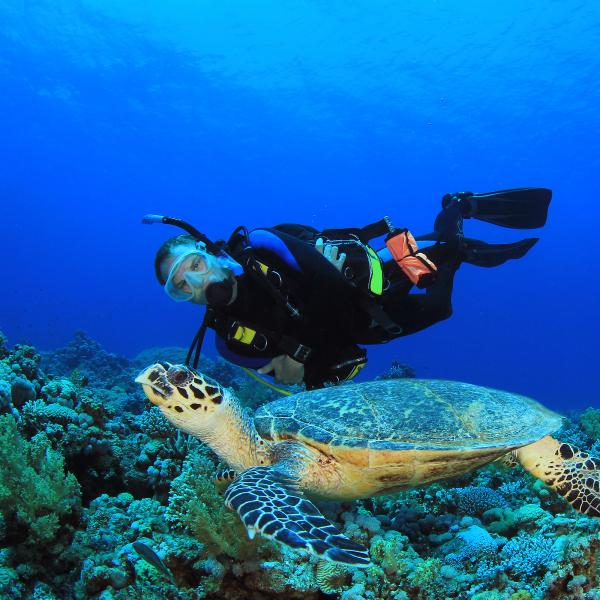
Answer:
197 220 437 388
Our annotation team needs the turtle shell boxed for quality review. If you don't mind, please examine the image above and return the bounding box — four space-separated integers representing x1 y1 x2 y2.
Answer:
254 379 562 451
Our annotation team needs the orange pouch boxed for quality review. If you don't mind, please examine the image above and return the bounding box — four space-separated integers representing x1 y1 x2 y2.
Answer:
385 230 437 287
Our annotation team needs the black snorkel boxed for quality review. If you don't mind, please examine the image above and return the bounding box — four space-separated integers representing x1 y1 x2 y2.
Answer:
142 214 225 255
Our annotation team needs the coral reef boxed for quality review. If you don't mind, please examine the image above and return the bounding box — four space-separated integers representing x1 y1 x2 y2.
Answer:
376 359 416 380
0 330 598 599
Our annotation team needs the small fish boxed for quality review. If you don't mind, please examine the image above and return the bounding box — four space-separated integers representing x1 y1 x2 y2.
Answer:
132 541 175 582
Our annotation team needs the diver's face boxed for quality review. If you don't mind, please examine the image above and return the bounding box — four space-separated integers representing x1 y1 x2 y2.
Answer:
168 252 208 301
162 244 237 305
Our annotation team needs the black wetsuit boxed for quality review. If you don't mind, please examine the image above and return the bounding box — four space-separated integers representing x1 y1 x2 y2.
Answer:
210 225 461 389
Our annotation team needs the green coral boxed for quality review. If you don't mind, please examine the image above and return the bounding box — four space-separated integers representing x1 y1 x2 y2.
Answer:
370 530 416 576
472 592 503 600
410 557 443 598
0 565 18 594
0 414 81 546
41 378 78 407
166 447 270 560
508 592 532 600
0 331 8 359
581 408 600 439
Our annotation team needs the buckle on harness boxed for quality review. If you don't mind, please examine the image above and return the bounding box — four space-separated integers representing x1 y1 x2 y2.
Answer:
291 344 311 362
230 321 268 351
278 335 312 363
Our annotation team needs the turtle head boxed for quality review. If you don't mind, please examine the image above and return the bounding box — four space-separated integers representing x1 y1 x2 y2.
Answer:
135 362 228 436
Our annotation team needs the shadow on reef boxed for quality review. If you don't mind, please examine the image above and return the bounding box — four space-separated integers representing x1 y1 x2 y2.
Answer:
0 329 598 599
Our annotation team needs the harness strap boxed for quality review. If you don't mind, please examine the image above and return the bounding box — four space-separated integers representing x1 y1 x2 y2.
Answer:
208 310 313 364
357 218 391 243
240 250 303 320
358 297 404 337
185 311 210 369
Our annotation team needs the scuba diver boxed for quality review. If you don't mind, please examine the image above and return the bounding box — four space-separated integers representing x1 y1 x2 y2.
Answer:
145 188 551 390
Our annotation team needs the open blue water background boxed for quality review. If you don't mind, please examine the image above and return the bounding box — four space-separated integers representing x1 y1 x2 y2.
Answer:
1 1 598 409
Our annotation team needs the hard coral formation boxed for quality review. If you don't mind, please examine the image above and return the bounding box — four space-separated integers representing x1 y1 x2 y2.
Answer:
453 486 509 516
41 330 131 390
376 359 416 380
0 329 598 599
581 407 600 440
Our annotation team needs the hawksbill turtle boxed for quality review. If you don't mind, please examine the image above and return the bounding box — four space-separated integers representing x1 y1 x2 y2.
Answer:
135 364 600 566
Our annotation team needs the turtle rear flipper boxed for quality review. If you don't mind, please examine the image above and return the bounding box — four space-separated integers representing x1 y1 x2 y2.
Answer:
516 436 600 517
224 466 371 566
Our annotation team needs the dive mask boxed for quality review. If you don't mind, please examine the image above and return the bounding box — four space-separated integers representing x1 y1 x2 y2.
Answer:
164 244 241 303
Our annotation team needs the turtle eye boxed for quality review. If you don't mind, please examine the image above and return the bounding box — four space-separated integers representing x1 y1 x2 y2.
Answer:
167 366 191 386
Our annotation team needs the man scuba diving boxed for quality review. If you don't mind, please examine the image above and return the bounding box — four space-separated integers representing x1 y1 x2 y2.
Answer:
146 188 551 390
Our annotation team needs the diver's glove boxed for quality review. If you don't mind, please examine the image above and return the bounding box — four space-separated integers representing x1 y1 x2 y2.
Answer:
315 237 347 272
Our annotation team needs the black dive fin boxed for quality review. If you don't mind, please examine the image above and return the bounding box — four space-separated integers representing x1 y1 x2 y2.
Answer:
462 237 539 267
468 188 551 229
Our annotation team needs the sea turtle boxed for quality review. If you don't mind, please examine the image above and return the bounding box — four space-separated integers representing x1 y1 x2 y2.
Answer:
135 364 600 566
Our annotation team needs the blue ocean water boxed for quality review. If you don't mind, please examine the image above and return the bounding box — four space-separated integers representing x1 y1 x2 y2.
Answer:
1 0 599 409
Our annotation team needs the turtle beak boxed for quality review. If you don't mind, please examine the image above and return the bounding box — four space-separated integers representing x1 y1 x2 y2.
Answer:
135 363 170 407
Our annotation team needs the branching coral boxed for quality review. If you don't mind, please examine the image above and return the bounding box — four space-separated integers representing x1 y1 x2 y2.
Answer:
501 533 560 578
453 486 509 516
0 414 81 546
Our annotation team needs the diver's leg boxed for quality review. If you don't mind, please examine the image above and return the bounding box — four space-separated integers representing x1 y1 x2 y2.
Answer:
383 248 460 336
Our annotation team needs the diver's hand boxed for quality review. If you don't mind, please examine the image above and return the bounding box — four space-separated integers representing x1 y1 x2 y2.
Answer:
315 238 346 272
257 355 305 385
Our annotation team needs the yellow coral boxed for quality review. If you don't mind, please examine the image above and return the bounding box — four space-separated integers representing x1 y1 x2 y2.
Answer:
315 561 350 594
134 560 166 585
508 592 532 600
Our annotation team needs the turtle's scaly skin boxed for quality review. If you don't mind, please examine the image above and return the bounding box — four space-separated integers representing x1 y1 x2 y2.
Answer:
254 379 563 499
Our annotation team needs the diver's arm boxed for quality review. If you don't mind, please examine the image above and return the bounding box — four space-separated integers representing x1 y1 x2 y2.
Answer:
258 355 304 385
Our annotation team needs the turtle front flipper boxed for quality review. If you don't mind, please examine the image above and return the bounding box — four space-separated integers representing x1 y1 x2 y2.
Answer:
516 436 600 517
224 466 370 566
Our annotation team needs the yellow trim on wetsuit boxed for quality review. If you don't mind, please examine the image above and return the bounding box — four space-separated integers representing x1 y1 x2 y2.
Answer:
346 362 366 380
241 367 292 396
365 245 383 295
256 260 269 275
